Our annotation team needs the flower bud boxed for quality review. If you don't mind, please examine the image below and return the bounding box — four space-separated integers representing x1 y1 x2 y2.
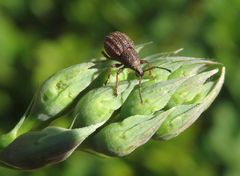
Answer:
120 77 189 118
0 122 103 170
154 67 225 140
73 81 138 127
30 62 99 121
85 110 172 157
11 62 101 138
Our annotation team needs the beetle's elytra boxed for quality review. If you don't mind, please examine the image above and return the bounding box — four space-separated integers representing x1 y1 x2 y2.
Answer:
103 31 143 77
102 31 171 103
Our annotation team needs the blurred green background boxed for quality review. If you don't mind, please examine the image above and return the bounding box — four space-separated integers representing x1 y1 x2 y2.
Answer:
0 0 239 175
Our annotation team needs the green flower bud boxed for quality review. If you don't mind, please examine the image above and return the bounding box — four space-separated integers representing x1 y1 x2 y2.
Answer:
30 62 99 121
0 122 103 170
120 77 189 118
13 63 101 137
73 81 138 127
167 69 218 107
85 110 172 157
154 67 225 140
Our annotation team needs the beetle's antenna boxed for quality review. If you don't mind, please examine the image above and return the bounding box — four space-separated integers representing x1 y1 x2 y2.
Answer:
144 66 171 73
140 59 171 75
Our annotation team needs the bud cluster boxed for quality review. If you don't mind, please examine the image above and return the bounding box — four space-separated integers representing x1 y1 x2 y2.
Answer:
0 47 225 170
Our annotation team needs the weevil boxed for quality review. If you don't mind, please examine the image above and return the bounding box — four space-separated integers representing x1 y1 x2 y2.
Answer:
102 31 171 103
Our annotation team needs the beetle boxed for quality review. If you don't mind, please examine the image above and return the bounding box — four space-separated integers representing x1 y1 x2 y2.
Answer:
102 31 171 103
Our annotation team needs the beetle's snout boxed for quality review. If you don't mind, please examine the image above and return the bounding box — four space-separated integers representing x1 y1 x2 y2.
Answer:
135 68 144 77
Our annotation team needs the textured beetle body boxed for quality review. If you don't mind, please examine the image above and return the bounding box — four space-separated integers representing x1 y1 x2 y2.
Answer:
104 31 143 76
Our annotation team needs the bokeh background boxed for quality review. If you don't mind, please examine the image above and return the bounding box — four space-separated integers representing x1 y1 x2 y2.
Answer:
0 0 239 175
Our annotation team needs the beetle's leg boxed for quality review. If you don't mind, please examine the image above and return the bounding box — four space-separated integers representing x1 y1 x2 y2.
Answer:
137 76 143 104
114 66 125 96
104 63 123 85
104 67 112 85
102 51 111 59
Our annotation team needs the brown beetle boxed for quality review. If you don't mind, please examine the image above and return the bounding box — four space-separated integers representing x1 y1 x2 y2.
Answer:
102 31 170 103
